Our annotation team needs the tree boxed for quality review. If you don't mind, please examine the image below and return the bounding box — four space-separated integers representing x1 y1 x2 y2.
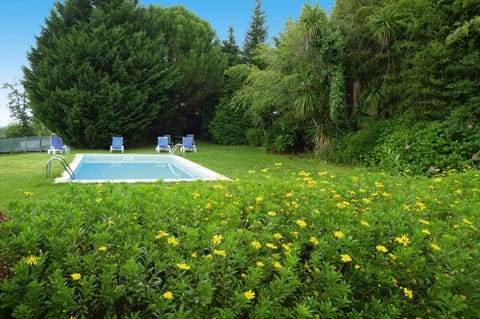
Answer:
209 65 254 144
242 0 268 65
23 0 176 148
2 82 34 136
221 26 242 67
149 5 227 136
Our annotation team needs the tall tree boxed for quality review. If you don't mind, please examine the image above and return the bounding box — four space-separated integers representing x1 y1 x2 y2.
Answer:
221 26 242 67
149 5 227 135
242 0 268 65
23 0 175 148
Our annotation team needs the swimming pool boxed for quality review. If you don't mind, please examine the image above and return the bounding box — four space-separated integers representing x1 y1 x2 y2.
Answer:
55 154 230 183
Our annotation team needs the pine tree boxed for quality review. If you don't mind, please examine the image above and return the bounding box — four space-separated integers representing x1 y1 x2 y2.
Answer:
242 0 268 65
221 26 242 67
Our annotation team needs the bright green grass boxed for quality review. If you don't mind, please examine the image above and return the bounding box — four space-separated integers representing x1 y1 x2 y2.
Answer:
0 142 356 209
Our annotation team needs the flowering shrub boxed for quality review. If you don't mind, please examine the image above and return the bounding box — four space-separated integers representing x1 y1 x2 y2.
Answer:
1 165 479 318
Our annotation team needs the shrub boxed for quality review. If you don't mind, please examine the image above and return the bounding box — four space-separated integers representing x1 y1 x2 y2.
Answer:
208 101 251 145
367 119 480 175
1 167 480 318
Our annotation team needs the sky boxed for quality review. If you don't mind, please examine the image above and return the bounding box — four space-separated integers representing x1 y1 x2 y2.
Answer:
0 0 334 127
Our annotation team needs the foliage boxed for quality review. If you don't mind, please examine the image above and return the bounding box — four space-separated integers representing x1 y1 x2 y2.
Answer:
221 26 243 67
150 5 227 135
209 65 254 145
367 118 480 175
2 82 33 136
242 0 268 65
328 119 391 165
23 0 175 148
1 159 480 318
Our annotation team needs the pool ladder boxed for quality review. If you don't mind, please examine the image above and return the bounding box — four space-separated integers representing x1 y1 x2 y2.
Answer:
46 155 75 179
169 143 183 155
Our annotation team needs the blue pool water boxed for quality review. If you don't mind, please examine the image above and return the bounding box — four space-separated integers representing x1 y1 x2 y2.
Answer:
55 154 229 183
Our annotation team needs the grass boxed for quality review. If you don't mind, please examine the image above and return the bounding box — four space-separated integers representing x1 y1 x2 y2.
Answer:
0 142 352 209
1 143 479 317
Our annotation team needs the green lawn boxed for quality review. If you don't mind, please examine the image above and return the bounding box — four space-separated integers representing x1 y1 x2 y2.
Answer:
0 142 350 209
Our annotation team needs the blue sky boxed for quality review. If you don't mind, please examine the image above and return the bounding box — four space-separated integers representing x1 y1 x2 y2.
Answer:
0 0 334 127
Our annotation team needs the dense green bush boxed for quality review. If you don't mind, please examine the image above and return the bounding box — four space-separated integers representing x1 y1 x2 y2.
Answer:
1 165 479 318
328 120 392 165
367 119 480 175
245 128 263 147
208 102 251 145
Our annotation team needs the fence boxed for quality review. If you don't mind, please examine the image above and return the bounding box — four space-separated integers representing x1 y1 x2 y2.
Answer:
0 136 51 154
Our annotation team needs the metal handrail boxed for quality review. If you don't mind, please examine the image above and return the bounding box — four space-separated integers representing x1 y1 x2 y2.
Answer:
169 143 183 155
46 155 75 179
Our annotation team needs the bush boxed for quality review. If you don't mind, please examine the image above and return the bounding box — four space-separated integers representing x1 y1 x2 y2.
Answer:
209 102 251 145
328 120 392 165
367 119 480 175
245 128 263 147
1 167 480 318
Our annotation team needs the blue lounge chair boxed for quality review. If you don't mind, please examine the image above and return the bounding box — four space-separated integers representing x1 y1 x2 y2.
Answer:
110 136 124 153
181 136 197 153
48 135 70 154
155 136 171 153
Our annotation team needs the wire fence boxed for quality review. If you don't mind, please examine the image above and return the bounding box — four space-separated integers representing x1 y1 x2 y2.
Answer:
0 136 51 154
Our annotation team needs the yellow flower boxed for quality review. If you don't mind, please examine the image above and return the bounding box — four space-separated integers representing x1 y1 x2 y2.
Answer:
155 230 168 239
225 192 233 198
24 191 35 196
336 201 350 209
360 220 370 227
205 202 212 209
296 219 308 228
176 263 191 270
273 233 283 240
267 211 277 217
334 231 345 239
421 229 431 236
256 261 265 267
98 246 108 252
419 219 430 225
340 254 352 263
266 243 278 250
107 219 115 226
273 261 283 269
309 236 319 246
244 290 255 300
191 252 198 258
255 196 263 203
274 162 282 167
70 273 81 281
403 287 414 299
163 291 173 299
214 249 227 257
205 254 213 261
25 255 38 266
192 192 200 199
375 181 384 188
212 234 223 245
167 236 178 246
95 198 103 203
430 243 442 251
376 245 388 253
394 234 410 246
251 240 262 249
